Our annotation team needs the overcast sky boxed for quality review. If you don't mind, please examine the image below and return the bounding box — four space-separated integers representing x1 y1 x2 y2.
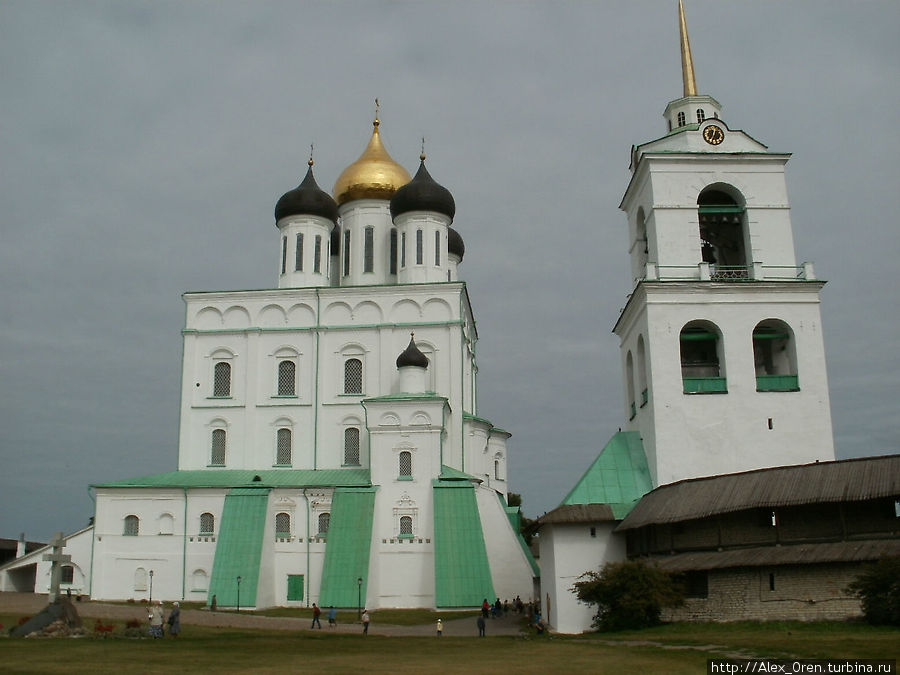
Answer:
2 1 898 542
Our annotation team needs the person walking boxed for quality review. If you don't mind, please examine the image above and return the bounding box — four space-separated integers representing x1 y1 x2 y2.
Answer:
166 601 181 637
311 603 322 629
361 609 370 635
436 618 443 636
477 615 486 637
327 606 337 628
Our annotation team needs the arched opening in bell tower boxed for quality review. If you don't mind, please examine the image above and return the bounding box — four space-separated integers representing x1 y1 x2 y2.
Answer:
698 187 748 279
753 320 800 392
680 321 727 394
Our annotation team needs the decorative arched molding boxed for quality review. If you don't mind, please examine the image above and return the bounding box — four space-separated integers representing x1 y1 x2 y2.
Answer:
158 513 175 535
223 305 251 328
258 304 288 327
286 302 315 326
422 298 453 321
195 306 223 328
411 411 431 426
352 300 384 323
389 298 423 323
323 300 353 325
379 413 401 426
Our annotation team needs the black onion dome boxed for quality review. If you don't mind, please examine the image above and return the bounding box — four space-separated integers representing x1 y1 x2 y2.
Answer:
275 162 339 224
396 335 429 369
390 158 455 221
448 227 465 260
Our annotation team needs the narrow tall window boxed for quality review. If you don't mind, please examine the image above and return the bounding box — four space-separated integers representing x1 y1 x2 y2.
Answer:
343 229 351 276
124 515 139 536
399 516 413 536
213 362 231 397
281 236 287 274
390 229 398 275
416 229 423 264
364 226 374 273
399 451 412 478
696 108 706 123
295 233 304 271
314 235 322 274
344 427 360 465
677 111 686 127
401 232 406 267
211 429 226 465
277 360 296 396
318 512 330 534
494 460 500 480
344 358 363 394
434 231 441 266
277 428 292 465
199 512 214 535
275 512 291 537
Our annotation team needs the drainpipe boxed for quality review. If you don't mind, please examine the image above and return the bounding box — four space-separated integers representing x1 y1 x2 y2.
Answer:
182 487 188 601
87 486 96 597
313 289 321 469
302 488 311 607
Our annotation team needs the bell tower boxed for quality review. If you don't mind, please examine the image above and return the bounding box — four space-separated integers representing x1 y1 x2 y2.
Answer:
614 0 835 487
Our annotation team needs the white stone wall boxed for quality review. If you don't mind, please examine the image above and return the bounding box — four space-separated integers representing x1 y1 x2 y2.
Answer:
539 522 625 634
475 484 534 602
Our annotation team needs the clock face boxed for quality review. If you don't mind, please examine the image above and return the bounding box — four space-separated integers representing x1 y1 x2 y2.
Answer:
703 125 725 145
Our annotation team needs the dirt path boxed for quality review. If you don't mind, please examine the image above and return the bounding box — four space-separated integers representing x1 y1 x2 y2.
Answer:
0 592 524 637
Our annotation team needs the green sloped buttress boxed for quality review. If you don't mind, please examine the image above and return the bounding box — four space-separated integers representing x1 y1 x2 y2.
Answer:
207 487 271 608
318 487 377 607
433 482 495 607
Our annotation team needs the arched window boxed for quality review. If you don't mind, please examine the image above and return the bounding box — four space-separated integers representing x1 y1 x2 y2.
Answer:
399 516 413 537
278 360 296 396
61 565 74 584
344 427 360 465
191 569 208 592
680 322 727 394
343 229 351 276
698 188 747 274
626 351 636 419
158 513 174 535
434 231 441 266
677 111 686 127
275 512 291 537
199 512 215 535
295 233 304 271
134 567 148 591
635 207 648 279
696 108 706 123
753 320 799 392
364 226 374 273
314 234 322 274
637 335 649 407
281 235 287 274
494 460 500 480
213 361 231 397
276 428 292 465
344 358 363 394
401 232 407 267
318 512 330 535
211 429 226 465
416 229 423 264
390 229 398 275
124 515 139 536
399 451 412 478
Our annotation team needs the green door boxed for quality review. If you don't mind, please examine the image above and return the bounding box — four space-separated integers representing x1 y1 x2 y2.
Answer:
287 574 304 602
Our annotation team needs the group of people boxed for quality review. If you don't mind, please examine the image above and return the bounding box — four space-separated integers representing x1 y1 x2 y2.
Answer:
147 599 180 638
310 603 338 629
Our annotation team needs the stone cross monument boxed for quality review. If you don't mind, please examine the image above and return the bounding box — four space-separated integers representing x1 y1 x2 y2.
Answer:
42 532 71 603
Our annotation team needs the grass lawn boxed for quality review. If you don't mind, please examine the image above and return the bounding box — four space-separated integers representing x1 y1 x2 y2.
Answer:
1 617 896 674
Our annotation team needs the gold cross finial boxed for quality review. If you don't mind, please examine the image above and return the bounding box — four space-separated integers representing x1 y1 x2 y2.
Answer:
308 143 314 167
374 98 380 126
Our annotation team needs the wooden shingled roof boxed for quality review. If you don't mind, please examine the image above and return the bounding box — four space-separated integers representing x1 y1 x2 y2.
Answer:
618 454 900 531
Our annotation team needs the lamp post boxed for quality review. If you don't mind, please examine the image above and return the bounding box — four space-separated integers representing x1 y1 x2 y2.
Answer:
357 577 362 620
236 576 242 613
148 570 154 604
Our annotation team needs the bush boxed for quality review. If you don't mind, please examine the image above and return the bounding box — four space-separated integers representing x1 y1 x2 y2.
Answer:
572 560 684 631
846 557 900 626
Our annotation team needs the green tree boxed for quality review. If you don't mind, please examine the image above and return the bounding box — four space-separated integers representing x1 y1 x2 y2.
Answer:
572 560 684 631
846 557 900 626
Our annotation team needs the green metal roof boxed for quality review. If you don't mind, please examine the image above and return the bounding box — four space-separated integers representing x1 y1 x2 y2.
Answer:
93 468 371 489
433 482 495 607
207 488 270 608
318 487 377 608
438 465 482 482
560 431 652 519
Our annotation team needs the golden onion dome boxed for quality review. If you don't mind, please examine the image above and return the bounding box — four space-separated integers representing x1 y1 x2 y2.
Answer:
333 118 411 206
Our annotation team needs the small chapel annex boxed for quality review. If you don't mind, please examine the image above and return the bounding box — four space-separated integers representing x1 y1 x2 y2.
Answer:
0 114 538 610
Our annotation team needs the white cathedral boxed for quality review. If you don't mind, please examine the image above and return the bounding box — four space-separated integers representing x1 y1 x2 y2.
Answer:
1 111 537 609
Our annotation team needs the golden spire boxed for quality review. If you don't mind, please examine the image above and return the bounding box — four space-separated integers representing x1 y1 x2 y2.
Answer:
332 103 411 206
679 0 697 97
